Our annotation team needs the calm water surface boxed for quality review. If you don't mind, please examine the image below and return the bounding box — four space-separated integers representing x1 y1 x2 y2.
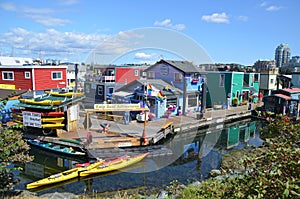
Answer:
14 119 264 196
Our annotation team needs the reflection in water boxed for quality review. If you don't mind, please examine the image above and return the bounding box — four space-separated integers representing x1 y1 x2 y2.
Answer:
16 119 264 195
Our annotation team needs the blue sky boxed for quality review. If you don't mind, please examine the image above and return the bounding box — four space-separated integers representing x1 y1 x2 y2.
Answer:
0 0 299 65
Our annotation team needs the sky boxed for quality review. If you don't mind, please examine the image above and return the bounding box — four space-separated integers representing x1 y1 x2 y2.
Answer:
0 0 299 66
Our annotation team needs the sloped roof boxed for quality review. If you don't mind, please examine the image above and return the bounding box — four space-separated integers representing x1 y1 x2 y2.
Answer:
0 56 33 66
274 94 292 100
116 79 182 95
145 59 200 74
0 89 27 99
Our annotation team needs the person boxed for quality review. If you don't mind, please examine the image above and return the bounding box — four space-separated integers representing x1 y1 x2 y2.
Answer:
100 122 110 134
258 92 263 102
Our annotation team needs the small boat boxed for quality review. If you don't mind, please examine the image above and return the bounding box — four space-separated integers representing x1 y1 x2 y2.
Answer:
45 91 84 98
41 117 65 123
27 139 85 156
75 154 130 168
79 152 149 177
19 98 62 106
26 160 104 189
41 111 65 117
42 123 65 129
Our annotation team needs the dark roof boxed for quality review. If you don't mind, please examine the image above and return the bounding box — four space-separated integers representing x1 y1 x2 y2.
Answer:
145 59 200 74
0 89 27 99
274 94 292 100
116 79 183 95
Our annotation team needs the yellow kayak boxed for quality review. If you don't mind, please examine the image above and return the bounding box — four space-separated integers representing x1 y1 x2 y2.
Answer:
42 123 65 129
26 160 104 189
80 152 149 177
19 98 62 106
45 91 84 97
41 117 65 124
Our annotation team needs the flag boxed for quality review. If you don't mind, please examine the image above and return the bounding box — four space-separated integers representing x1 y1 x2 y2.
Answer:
156 90 165 102
147 83 160 97
163 85 173 93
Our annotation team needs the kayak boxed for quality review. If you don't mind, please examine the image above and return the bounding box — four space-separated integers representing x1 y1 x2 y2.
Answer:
41 112 65 117
26 160 104 189
41 117 65 123
27 139 85 156
45 91 84 98
19 98 62 106
79 152 149 177
75 154 130 168
42 123 65 129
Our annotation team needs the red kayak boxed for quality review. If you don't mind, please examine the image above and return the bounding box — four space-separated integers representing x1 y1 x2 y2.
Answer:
76 155 130 168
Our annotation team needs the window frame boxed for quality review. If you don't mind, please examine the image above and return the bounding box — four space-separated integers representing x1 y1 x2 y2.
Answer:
174 72 183 82
51 71 63 80
134 70 139 76
219 74 225 87
2 71 14 80
25 71 31 79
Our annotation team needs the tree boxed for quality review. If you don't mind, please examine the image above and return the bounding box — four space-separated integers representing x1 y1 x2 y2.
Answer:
0 95 33 191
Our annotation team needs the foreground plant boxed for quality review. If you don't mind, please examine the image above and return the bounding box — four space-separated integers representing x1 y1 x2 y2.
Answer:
175 115 300 198
0 96 33 192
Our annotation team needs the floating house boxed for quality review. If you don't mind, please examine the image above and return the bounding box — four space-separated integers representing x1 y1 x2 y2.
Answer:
144 59 205 114
114 79 182 118
205 71 260 108
263 87 300 119
0 64 67 90
83 64 147 107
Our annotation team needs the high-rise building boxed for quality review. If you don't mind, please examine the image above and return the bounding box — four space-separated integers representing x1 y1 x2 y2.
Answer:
275 43 290 67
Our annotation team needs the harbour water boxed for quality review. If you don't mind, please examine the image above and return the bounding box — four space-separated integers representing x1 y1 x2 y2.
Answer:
14 118 264 196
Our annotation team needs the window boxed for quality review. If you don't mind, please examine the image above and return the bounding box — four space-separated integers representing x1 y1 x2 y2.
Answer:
2 71 14 80
174 73 182 82
219 74 225 87
25 72 30 79
254 74 259 82
148 71 155 79
52 71 62 80
134 70 139 76
108 87 114 94
270 79 274 84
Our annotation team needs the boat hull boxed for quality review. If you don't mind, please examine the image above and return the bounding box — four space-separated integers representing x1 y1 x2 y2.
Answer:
26 161 103 189
80 152 149 176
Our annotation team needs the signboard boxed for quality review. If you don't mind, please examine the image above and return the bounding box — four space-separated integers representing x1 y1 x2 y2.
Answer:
94 103 141 110
23 111 42 128
69 104 78 121
0 84 15 89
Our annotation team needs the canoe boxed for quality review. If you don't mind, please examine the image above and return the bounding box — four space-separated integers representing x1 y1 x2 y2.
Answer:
41 117 65 123
42 123 65 129
45 91 84 98
79 152 149 177
19 98 62 106
26 160 104 189
27 139 85 156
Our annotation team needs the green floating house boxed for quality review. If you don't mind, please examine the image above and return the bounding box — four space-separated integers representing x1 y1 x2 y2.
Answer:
205 71 260 108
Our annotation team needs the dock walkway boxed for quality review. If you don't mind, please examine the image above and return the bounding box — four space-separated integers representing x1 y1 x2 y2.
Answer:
54 104 258 158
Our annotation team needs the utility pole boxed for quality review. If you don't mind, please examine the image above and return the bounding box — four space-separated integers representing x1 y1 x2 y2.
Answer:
74 63 78 92
182 76 187 116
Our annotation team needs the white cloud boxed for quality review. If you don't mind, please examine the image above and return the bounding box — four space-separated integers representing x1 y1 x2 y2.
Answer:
0 2 72 27
237 16 248 22
0 28 109 59
134 52 157 60
201 12 230 24
0 2 16 11
266 5 282 11
260 1 268 7
24 14 72 26
154 19 186 30
59 0 80 6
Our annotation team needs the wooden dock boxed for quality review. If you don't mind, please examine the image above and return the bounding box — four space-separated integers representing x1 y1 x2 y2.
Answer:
50 104 256 158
